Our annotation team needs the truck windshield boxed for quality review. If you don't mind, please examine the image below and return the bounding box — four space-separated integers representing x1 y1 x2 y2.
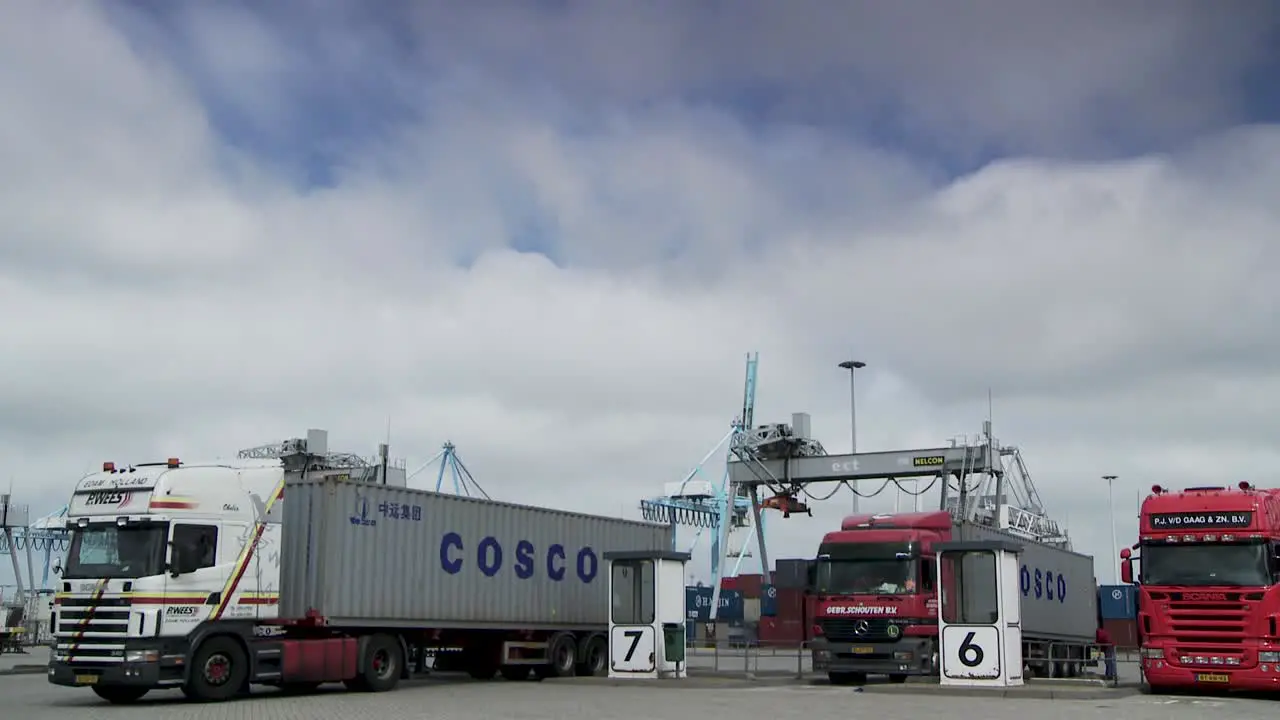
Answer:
815 559 916 595
62 522 169 580
1141 541 1273 587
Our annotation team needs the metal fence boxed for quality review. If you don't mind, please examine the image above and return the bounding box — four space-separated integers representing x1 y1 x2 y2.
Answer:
683 637 1123 686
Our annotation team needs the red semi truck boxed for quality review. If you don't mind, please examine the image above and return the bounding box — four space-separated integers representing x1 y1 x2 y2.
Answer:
1121 481 1280 693
809 510 1096 684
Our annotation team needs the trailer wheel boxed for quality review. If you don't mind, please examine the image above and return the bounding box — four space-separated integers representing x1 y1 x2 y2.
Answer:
534 633 578 680
346 634 402 692
92 685 149 704
184 636 249 703
576 635 608 677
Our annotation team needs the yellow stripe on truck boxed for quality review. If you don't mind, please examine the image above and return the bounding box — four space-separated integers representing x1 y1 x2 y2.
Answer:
210 476 287 620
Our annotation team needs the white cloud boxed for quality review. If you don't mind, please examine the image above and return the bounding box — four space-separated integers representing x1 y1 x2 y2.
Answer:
2 0 1279 593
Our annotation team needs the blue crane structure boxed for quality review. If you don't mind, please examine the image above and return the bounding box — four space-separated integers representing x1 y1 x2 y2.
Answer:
405 442 491 499
0 501 70 600
639 353 764 595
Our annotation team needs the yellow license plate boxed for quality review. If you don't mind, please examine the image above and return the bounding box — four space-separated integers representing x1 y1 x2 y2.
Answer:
851 646 874 655
1196 673 1229 683
74 674 99 685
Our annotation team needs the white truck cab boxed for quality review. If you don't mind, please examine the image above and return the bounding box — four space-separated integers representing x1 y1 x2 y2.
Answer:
48 430 387 704
50 458 288 695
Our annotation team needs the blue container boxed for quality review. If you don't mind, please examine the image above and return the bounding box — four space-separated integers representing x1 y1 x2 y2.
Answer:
761 584 778 617
685 585 714 622
686 620 696 643
717 589 744 621
1098 584 1137 620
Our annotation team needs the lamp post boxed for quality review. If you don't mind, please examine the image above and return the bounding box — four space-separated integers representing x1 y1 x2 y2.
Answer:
838 360 866 514
1103 475 1118 583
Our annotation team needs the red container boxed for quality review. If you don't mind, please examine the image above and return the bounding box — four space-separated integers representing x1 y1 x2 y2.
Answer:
737 574 763 599
1103 618 1139 649
775 588 805 622
758 617 805 647
720 576 740 592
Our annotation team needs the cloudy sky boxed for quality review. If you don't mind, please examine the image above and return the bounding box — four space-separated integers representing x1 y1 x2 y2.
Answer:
3 0 1280 592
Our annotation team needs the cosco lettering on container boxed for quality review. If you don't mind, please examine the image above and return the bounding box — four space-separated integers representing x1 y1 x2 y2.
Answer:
439 532 598 583
1019 564 1067 603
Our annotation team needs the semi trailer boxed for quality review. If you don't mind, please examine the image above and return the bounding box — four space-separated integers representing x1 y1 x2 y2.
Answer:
809 510 1097 684
46 430 672 704
1121 481 1280 693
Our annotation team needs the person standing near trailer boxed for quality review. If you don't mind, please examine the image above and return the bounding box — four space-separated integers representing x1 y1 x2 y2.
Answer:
1096 613 1116 681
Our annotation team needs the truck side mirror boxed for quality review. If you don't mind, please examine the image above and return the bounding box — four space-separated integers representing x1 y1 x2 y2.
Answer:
1119 547 1133 584
52 562 62 576
168 543 183 578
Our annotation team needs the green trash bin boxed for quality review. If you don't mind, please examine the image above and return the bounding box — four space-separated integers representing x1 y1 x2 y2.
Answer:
662 623 686 662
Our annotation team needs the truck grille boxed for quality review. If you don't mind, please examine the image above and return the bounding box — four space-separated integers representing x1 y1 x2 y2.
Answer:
1166 596 1248 646
821 617 909 643
54 595 130 664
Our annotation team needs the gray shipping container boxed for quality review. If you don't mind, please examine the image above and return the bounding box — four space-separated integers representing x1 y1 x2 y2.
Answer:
955 522 1096 643
280 479 673 628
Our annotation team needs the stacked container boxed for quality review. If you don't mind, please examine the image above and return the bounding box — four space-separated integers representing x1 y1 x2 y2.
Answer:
772 558 812 589
1098 584 1140 649
737 573 763 626
756 564 809 646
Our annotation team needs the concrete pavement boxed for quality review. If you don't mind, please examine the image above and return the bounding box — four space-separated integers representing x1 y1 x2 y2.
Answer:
6 670 1276 720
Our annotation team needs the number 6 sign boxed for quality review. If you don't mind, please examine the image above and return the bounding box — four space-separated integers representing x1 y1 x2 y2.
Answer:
941 625 1000 679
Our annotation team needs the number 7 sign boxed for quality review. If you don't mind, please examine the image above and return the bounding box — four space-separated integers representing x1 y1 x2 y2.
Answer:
609 626 656 672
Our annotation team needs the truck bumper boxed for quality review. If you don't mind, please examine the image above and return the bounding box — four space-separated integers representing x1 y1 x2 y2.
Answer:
1143 661 1280 692
48 660 165 688
811 637 936 676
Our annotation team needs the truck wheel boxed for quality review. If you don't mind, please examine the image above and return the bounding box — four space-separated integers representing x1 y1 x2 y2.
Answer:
828 671 866 686
184 636 248 703
92 685 149 704
576 635 608 677
346 634 401 692
534 633 578 680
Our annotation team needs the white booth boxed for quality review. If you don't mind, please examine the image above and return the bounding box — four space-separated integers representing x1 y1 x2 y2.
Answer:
934 540 1024 688
603 550 690 679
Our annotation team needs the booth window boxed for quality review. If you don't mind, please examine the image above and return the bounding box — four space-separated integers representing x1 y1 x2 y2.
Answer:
611 559 656 624
940 551 999 624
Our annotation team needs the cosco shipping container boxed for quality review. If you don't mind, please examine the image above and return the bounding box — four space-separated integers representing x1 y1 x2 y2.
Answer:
1098 584 1137 620
956 522 1097 643
280 478 673 627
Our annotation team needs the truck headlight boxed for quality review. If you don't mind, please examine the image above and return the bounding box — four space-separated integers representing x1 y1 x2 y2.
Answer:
124 649 160 663
1260 652 1280 663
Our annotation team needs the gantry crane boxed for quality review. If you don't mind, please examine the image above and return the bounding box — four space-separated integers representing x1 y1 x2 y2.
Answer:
640 353 766 594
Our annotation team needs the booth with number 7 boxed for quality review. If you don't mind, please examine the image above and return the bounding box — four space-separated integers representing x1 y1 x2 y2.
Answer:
935 540 1024 688
604 550 690 679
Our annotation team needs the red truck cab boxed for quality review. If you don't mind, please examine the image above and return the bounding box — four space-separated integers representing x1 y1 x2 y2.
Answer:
809 512 950 684
1123 482 1280 693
